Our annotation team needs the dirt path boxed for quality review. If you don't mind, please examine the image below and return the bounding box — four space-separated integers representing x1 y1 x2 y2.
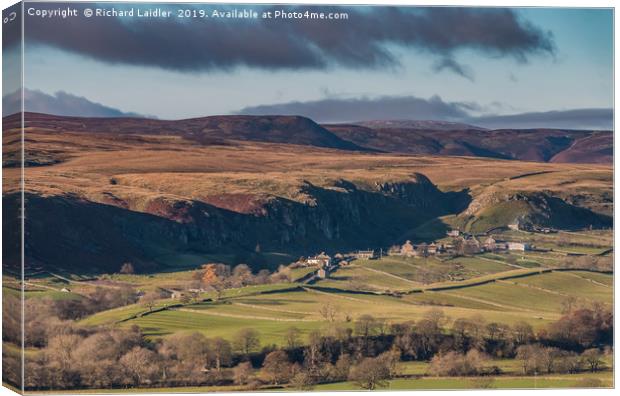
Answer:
232 302 313 316
477 256 526 269
561 271 611 288
352 264 421 285
48 272 122 289
23 281 60 292
174 307 316 322
301 286 369 303
441 291 533 312
496 279 572 298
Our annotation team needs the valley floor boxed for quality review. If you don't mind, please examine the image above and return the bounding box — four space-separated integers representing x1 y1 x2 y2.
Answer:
3 229 613 393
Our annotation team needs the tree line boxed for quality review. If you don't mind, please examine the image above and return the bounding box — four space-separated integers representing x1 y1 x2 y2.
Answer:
3 293 612 391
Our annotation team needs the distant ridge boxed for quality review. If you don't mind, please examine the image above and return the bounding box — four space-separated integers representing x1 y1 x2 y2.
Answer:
3 112 612 163
3 112 370 152
324 122 612 164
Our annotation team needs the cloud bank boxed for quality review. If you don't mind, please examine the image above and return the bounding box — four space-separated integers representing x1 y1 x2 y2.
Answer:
238 95 612 130
3 89 146 118
471 108 613 130
18 5 554 77
239 95 472 123
4 89 609 130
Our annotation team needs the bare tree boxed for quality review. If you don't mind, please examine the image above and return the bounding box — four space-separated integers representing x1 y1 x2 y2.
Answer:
119 262 135 274
318 302 339 322
233 328 260 356
513 321 534 345
286 327 301 349
582 349 604 372
261 350 293 385
210 337 232 372
348 356 391 390
141 291 161 312
119 347 161 386
233 361 253 385
290 370 314 390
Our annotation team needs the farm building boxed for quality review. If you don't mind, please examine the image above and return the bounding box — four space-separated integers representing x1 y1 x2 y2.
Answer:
446 229 461 237
388 245 401 255
307 252 332 268
317 268 330 279
355 250 376 259
464 237 482 254
507 222 520 231
400 240 417 257
483 237 509 252
483 237 496 250
507 242 530 251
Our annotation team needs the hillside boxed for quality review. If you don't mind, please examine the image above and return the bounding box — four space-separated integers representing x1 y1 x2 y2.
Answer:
460 191 612 233
4 113 611 164
325 123 612 163
2 113 612 274
3 112 369 152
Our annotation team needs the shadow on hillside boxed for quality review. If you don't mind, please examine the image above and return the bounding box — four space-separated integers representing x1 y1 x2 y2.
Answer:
6 178 472 275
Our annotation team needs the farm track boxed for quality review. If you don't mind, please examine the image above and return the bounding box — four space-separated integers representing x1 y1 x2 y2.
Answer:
440 291 558 320
560 271 611 288
477 256 526 269
232 302 314 316
173 307 317 322
301 286 369 303
23 282 60 292
496 279 572 298
439 290 532 312
352 264 421 285
48 272 122 289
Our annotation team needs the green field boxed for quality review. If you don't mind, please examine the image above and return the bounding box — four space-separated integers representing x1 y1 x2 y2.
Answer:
11 227 614 393
314 373 613 390
19 259 612 344
72 269 611 344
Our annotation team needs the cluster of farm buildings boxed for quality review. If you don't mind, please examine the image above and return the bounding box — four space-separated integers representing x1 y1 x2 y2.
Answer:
389 230 531 258
301 229 533 279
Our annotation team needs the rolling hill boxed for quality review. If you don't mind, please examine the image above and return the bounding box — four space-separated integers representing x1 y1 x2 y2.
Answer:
324 123 612 163
1 112 613 274
3 112 369 152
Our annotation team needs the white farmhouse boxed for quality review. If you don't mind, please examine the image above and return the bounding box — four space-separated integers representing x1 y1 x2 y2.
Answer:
507 242 530 251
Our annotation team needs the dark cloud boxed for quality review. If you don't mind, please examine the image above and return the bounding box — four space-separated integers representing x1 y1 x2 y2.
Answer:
238 95 612 130
433 58 475 81
470 109 613 130
238 95 473 123
20 4 554 77
3 89 147 118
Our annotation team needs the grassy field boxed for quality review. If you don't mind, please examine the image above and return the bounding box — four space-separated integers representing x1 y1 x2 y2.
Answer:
21 372 613 393
69 268 610 345
15 245 612 344
314 373 613 390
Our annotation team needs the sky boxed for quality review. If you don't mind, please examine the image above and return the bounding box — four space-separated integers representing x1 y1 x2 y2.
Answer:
2 2 614 129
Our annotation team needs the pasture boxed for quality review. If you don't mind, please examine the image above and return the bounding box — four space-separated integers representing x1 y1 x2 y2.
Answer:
89 269 613 345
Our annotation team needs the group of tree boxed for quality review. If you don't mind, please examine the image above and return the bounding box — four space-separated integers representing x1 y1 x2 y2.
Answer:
191 263 290 299
2 294 612 391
